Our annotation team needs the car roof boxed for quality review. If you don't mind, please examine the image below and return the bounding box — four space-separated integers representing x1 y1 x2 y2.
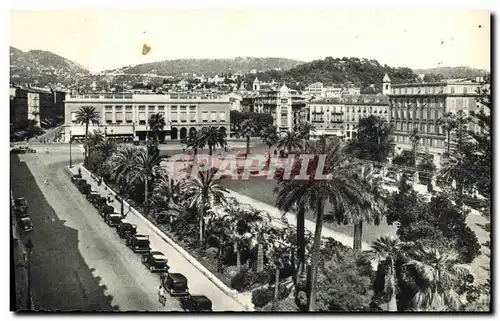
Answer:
109 213 121 217
20 217 31 221
168 273 187 282
135 235 149 239
191 295 211 303
16 197 26 200
150 251 165 256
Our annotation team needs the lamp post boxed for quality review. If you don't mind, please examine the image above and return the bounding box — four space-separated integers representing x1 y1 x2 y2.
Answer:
69 130 73 168
25 238 33 310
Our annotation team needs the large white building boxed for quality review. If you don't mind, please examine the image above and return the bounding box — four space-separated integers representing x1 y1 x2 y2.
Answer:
63 92 231 142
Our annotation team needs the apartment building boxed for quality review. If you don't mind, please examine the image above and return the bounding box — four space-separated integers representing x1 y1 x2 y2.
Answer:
308 95 389 140
63 92 231 142
388 79 483 162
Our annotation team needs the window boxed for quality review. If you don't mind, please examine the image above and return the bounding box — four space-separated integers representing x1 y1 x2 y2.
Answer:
71 112 77 123
158 105 165 111
125 105 132 110
202 111 208 122
105 112 113 123
450 87 455 94
190 112 196 122
180 112 187 122
180 106 187 111
138 112 146 124
105 105 112 111
115 112 123 123
219 111 226 122
463 87 468 94
211 111 217 122
126 112 133 123
171 112 178 122
148 105 155 111
171 105 178 111
115 105 123 111
139 105 145 111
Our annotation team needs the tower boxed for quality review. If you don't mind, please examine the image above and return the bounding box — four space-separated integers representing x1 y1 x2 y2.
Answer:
253 77 261 91
382 73 391 95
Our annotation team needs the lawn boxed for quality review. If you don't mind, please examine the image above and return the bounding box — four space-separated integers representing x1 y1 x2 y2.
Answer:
220 175 398 245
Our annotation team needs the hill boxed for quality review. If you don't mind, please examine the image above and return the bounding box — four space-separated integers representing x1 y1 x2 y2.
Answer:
116 57 304 76
10 46 90 89
413 66 489 80
242 57 419 93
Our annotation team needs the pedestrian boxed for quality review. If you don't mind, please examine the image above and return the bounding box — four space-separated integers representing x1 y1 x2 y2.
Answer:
158 284 166 307
44 179 48 185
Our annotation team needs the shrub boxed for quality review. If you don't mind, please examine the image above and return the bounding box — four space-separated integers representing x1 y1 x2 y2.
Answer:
252 287 273 308
230 267 271 292
204 247 219 260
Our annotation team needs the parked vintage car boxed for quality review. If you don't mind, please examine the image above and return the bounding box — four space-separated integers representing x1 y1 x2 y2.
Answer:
141 251 170 272
180 295 213 312
104 213 122 227
116 222 137 239
13 197 28 215
79 183 91 195
162 273 189 297
74 178 87 187
18 216 33 232
94 196 108 210
86 191 100 204
100 204 115 217
126 234 151 253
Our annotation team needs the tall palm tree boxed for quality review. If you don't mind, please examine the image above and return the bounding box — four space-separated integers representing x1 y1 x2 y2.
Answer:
363 236 412 311
436 113 458 154
126 148 162 213
148 113 166 143
297 121 316 142
75 106 100 166
195 127 227 156
404 247 468 311
409 128 420 168
181 168 229 252
261 125 279 151
326 164 386 251
250 219 276 272
107 147 139 216
277 130 303 155
238 119 257 156
274 136 368 311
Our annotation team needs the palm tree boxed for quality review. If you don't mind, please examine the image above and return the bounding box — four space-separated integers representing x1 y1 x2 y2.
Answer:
277 130 303 155
404 247 468 311
297 121 316 141
150 175 184 220
266 226 293 311
107 147 138 216
363 236 412 311
251 219 276 272
238 119 257 156
126 148 162 213
326 164 386 251
261 125 279 151
409 128 420 168
148 113 166 144
75 106 100 166
436 113 458 154
181 168 229 252
195 127 227 156
93 139 117 178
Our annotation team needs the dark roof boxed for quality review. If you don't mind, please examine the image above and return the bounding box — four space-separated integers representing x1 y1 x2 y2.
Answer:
169 273 187 282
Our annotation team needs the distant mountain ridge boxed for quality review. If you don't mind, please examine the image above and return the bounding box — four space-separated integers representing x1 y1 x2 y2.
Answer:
413 66 488 79
10 46 90 89
112 57 304 76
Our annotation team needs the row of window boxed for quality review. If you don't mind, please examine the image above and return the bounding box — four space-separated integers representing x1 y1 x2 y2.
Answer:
311 106 388 113
390 108 443 120
392 85 478 95
391 98 445 107
393 122 442 134
104 105 198 111
394 135 445 148
71 111 226 125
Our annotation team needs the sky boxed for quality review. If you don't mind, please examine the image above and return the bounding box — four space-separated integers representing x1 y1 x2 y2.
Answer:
9 8 491 73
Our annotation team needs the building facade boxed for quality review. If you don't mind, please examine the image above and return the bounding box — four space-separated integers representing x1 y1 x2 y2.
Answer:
63 92 231 142
308 95 389 140
388 79 483 163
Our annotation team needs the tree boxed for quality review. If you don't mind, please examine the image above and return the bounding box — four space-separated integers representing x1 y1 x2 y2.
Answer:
195 127 226 156
107 147 139 216
181 168 229 252
404 247 468 311
296 121 316 141
126 148 162 213
276 131 303 155
436 113 458 154
326 164 386 251
75 106 100 166
261 125 279 151
408 128 420 168
363 236 411 311
417 153 436 185
148 113 166 143
274 136 368 311
347 115 394 162
238 119 257 156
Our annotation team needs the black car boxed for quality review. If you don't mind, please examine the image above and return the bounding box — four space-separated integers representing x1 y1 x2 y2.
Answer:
100 204 115 217
162 273 189 297
86 191 100 204
94 196 108 210
71 174 82 183
79 183 91 195
104 213 122 227
13 197 28 215
180 295 213 312
116 222 137 239
74 178 87 187
142 251 170 272
126 234 151 253
18 216 33 232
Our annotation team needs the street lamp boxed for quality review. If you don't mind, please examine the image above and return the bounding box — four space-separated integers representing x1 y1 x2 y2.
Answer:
25 238 33 310
69 130 73 168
